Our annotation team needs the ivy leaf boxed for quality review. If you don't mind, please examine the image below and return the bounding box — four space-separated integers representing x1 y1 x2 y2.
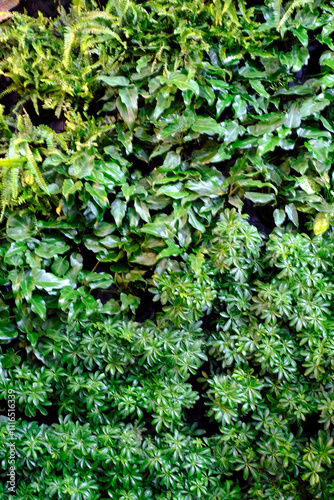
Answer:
1 348 21 369
59 286 78 310
31 295 46 320
7 212 36 241
80 271 114 290
31 269 71 291
51 257 70 277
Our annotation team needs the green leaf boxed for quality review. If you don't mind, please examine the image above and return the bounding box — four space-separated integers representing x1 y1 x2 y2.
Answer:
189 251 205 275
192 117 225 137
299 98 330 118
31 269 71 291
284 103 301 129
31 295 47 320
85 183 109 208
63 179 83 196
20 276 35 300
134 198 151 222
319 51 334 69
7 212 36 241
35 238 70 258
244 192 276 204
111 199 127 227
157 242 183 260
188 208 206 232
156 183 188 199
51 257 70 277
70 153 95 179
159 152 181 172
249 80 270 98
273 208 286 226
313 213 330 235
81 271 114 290
247 116 284 137
103 162 127 184
116 86 138 131
1 348 21 369
27 331 39 345
285 203 299 226
130 252 157 266
161 72 199 95
59 286 78 310
98 75 130 86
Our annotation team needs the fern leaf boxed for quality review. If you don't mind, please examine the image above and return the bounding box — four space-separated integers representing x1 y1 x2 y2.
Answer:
278 0 308 31
0 158 25 168
23 143 49 194
63 27 75 70
10 167 19 200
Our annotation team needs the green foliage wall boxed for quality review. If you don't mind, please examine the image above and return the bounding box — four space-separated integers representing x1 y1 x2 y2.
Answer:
1 0 334 498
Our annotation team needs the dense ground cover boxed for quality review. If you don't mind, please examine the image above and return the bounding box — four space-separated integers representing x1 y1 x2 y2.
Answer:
1 0 334 498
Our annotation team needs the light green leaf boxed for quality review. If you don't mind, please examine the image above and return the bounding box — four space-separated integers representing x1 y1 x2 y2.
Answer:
85 183 109 208
117 86 138 130
273 208 286 226
319 51 334 69
191 117 225 137
70 154 95 179
160 72 199 95
156 183 188 199
98 75 130 86
63 179 83 196
313 212 330 235
111 199 127 227
130 252 157 266
134 198 150 222
1 348 21 369
51 257 70 277
157 242 183 260
7 213 36 241
249 80 270 98
59 286 79 310
284 103 301 129
35 238 70 259
81 271 114 289
285 203 299 226
189 251 205 275
31 269 71 291
31 295 47 320
245 192 276 204
103 162 127 184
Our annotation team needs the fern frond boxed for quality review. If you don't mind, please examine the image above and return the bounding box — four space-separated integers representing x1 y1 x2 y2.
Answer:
0 158 25 168
0 83 16 101
0 167 10 221
23 143 49 194
271 0 282 29
10 167 19 201
277 0 308 31
38 125 68 152
63 27 76 70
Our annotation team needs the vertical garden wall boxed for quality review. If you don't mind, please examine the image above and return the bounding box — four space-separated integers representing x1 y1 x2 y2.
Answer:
1 0 334 498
